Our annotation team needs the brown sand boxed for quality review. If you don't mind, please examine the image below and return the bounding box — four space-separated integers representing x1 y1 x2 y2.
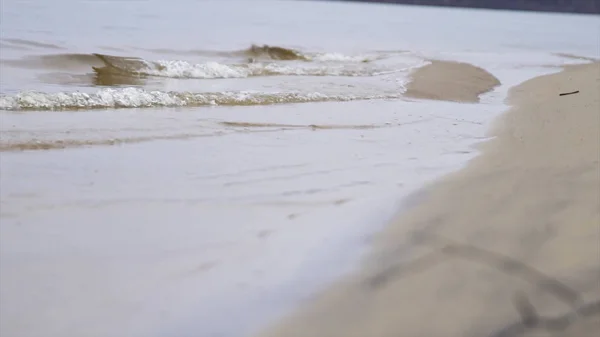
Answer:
259 63 600 337
404 60 501 103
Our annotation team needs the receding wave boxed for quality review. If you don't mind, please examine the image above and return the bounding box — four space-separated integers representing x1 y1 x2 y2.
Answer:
0 88 402 111
0 131 230 152
0 121 404 152
219 121 388 129
0 121 401 152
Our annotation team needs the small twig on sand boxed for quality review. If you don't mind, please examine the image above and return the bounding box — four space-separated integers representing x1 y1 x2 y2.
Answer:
559 90 579 96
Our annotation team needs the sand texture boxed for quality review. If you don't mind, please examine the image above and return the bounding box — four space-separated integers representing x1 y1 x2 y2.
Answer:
404 60 501 103
259 63 600 337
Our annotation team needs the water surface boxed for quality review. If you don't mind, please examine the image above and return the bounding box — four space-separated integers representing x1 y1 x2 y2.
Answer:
1 1 598 336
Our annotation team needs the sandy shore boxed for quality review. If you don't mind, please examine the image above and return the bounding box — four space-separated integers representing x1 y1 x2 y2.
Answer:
405 60 501 103
258 62 600 337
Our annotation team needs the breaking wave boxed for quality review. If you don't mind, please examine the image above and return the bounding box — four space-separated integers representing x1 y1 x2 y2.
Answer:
243 44 384 63
4 47 408 81
0 88 402 111
90 54 393 79
244 44 309 61
94 54 402 79
140 44 382 63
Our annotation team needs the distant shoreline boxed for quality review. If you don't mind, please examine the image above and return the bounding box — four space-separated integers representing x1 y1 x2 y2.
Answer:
324 0 600 14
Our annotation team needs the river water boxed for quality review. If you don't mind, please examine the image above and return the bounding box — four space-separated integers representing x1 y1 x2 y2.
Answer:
0 1 598 336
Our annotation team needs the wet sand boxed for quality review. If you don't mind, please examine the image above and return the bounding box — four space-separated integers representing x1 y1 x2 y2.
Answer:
405 60 501 103
259 63 600 337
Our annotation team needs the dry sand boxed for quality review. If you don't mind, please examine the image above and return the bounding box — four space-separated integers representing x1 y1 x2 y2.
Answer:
259 62 600 337
405 60 501 103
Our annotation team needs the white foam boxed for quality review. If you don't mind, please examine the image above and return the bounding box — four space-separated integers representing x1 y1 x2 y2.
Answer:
0 88 403 111
137 59 407 79
0 88 185 110
148 60 254 78
309 53 372 62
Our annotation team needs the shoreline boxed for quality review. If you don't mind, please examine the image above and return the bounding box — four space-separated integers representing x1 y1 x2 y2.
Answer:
323 0 600 15
258 62 600 337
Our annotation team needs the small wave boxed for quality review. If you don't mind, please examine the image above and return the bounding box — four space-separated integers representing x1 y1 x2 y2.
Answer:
93 54 399 79
3 53 105 70
245 44 308 61
4 48 408 84
553 52 599 62
0 88 402 111
140 45 379 63
242 45 376 62
140 45 309 61
1 38 64 50
5 52 403 80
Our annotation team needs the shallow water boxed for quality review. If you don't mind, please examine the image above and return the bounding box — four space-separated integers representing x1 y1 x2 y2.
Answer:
0 1 599 336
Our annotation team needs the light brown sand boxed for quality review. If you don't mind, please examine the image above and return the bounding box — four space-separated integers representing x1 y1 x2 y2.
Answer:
404 60 501 103
259 63 600 337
